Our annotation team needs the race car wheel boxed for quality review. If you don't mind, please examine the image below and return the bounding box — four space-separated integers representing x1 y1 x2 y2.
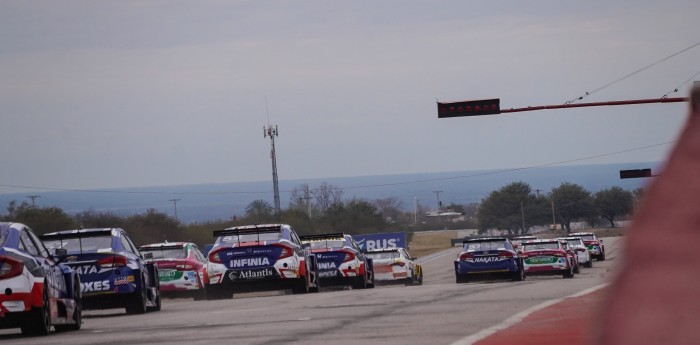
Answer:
417 272 424 285
352 272 369 289
291 275 310 294
512 262 525 282
598 250 606 261
455 274 469 284
584 259 593 268
21 282 51 336
125 277 148 314
574 262 580 274
55 278 82 332
563 261 575 279
193 288 208 301
404 270 415 286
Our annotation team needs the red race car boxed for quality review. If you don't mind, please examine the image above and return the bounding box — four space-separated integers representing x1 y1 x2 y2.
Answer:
569 232 606 261
521 239 576 279
139 242 208 300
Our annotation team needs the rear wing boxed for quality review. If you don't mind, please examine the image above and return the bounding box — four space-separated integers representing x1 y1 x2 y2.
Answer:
212 225 283 238
462 237 508 244
40 229 112 241
299 233 346 242
364 248 401 254
140 244 184 251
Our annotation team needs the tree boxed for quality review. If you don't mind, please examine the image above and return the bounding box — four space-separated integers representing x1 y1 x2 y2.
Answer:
244 199 274 223
312 182 344 213
320 199 386 234
551 183 594 232
373 197 403 223
124 209 182 246
594 187 633 227
2 201 76 235
476 182 549 235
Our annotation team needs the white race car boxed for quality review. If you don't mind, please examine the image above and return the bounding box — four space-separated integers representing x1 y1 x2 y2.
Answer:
365 247 422 286
558 237 593 268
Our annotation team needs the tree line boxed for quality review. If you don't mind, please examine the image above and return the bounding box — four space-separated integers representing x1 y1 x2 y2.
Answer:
477 181 642 235
1 181 640 249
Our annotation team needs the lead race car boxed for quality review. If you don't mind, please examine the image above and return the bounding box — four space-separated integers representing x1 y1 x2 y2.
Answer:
0 222 82 336
569 232 606 261
205 224 320 299
454 237 525 283
520 239 576 279
299 233 374 289
41 228 161 314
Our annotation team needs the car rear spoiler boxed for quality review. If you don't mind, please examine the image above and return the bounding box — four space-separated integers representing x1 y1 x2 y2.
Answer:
299 233 345 242
40 229 112 241
139 244 184 251
213 225 282 238
364 248 401 254
462 237 508 244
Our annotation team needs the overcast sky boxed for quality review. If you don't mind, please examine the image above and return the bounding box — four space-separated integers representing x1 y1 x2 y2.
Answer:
1 0 698 194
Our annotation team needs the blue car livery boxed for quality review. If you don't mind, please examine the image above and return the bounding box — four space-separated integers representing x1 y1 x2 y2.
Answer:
454 237 525 283
0 222 82 336
40 228 161 314
300 233 374 289
205 224 320 299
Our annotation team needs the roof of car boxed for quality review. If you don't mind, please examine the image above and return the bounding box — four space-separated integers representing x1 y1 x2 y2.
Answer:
569 232 594 236
463 237 508 243
41 228 118 240
523 239 560 244
140 242 188 249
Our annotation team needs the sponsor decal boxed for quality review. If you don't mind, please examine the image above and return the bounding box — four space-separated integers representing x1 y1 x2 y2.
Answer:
81 280 111 293
525 256 557 264
158 270 183 282
317 261 338 270
354 232 407 251
318 270 338 278
74 265 99 275
114 275 134 286
228 268 275 280
230 257 270 268
469 256 503 264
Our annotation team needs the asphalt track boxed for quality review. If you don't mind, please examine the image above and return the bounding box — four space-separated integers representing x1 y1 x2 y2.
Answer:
0 237 621 345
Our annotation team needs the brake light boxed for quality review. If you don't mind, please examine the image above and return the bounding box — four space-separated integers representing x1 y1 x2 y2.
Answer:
274 244 293 259
391 259 406 267
97 255 128 268
459 253 474 261
341 251 356 263
553 252 566 257
0 257 24 279
208 249 223 264
498 251 514 258
576 248 586 252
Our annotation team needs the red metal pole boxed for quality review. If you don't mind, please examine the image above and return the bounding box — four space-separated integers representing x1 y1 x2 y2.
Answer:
500 97 688 114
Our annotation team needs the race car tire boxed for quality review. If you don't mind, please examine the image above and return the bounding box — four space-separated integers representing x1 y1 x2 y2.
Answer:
512 262 525 281
563 262 575 279
598 251 606 261
417 272 424 285
193 288 208 301
205 284 232 300
21 282 51 336
455 274 469 284
147 287 161 312
291 274 310 294
55 278 82 332
352 272 369 289
125 277 148 314
574 263 580 274
584 259 593 268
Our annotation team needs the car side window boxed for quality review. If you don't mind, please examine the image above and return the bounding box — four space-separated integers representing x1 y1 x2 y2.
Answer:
125 235 141 257
289 229 301 246
194 247 206 262
20 230 39 256
27 229 50 258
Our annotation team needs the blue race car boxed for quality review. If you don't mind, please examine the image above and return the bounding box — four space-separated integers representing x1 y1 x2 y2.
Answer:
300 233 374 289
205 224 320 299
40 228 161 314
454 237 525 283
0 222 82 336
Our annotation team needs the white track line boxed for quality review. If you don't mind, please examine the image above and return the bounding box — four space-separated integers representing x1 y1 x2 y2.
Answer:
448 283 608 345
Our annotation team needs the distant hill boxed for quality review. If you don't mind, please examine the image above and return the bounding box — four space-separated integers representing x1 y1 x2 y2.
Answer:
0 162 659 223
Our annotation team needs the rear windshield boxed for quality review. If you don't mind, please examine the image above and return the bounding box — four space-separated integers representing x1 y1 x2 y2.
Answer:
44 236 113 254
219 232 281 244
522 242 560 251
366 251 399 260
141 247 187 259
576 235 595 241
307 240 346 250
565 239 584 246
0 229 7 246
463 241 508 252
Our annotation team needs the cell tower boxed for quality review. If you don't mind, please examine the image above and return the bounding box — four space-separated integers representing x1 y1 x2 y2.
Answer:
264 125 281 217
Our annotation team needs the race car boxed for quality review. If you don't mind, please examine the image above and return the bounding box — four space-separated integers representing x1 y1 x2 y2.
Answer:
559 240 580 274
299 233 374 289
520 239 575 279
41 228 161 314
0 222 82 336
205 224 320 299
511 235 538 253
569 232 606 261
365 247 422 286
139 242 208 300
454 237 524 283
558 237 593 268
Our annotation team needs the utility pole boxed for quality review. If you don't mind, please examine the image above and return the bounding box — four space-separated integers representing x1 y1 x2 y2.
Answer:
169 198 181 222
535 189 542 197
413 197 418 224
520 201 526 233
433 191 443 213
551 199 556 228
299 186 313 218
264 125 281 218
27 195 40 208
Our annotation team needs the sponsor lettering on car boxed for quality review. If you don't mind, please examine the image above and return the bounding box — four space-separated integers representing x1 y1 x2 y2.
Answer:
317 262 337 270
228 268 275 280
230 257 271 268
81 280 111 293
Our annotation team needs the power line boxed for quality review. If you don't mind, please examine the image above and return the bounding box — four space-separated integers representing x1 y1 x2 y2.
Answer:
565 40 700 104
0 141 676 196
